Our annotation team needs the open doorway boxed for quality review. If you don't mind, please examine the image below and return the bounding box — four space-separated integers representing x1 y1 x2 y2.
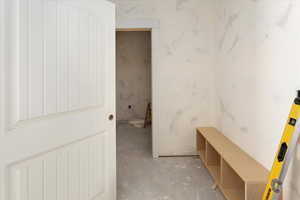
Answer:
116 29 153 155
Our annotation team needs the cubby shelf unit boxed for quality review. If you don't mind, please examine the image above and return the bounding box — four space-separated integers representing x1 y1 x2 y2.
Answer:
196 127 270 200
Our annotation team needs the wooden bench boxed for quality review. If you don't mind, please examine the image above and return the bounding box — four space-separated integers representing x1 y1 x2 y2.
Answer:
196 127 269 200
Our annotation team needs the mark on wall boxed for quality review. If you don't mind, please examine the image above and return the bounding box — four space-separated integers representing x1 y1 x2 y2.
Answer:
195 47 209 55
219 97 248 134
191 117 199 124
192 28 200 36
170 107 201 135
176 0 189 11
192 16 201 36
119 80 127 88
240 126 249 133
119 92 134 101
219 99 236 122
124 6 137 15
219 12 240 49
228 35 239 53
170 110 184 134
277 0 293 28
164 44 174 56
265 34 269 39
171 32 185 50
163 32 185 57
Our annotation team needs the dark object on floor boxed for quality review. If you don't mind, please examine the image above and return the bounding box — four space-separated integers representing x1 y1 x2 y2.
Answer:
144 102 152 128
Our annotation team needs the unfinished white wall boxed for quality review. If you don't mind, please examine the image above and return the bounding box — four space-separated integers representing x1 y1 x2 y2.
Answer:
116 31 151 121
109 0 216 155
112 0 300 196
213 0 300 199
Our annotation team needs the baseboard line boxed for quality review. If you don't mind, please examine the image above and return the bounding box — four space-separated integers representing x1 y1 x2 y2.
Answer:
158 155 199 158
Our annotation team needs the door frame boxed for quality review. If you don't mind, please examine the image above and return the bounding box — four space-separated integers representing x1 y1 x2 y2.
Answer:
0 0 5 198
116 19 160 158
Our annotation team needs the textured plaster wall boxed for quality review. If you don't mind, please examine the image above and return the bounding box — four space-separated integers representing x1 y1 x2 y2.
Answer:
109 0 216 155
111 0 300 197
116 31 151 121
212 0 300 199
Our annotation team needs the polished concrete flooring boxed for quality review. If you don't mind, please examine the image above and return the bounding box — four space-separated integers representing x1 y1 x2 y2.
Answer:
117 123 225 200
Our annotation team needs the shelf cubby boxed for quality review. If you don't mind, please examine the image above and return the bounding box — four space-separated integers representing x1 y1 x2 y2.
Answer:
196 132 206 162
221 159 245 200
196 127 269 200
206 143 221 183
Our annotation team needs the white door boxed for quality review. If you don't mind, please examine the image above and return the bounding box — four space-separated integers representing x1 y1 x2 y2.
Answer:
0 0 116 200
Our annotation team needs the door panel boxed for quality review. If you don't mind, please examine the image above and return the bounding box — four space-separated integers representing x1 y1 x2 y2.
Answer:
7 0 107 127
1 0 116 200
9 134 106 200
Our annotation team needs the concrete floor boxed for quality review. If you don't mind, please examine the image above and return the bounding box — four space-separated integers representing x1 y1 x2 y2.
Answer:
117 123 226 200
